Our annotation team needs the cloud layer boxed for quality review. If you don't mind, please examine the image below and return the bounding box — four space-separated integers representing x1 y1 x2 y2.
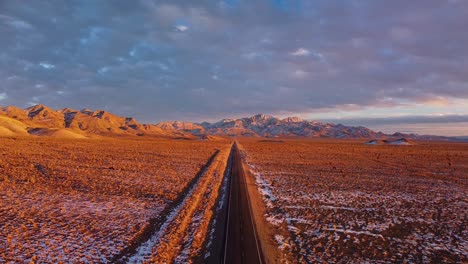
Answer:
0 0 467 122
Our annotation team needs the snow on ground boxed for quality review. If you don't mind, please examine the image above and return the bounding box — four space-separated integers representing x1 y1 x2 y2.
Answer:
274 235 291 251
0 186 159 263
126 198 189 263
0 138 227 263
240 140 468 263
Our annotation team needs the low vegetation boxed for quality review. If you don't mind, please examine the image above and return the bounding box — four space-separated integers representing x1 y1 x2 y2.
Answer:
1 135 466 263
0 137 229 262
240 139 468 263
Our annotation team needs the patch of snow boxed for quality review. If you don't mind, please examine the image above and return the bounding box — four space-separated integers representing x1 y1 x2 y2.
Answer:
174 212 203 264
324 228 385 239
321 205 357 211
266 215 284 226
286 217 314 225
274 235 290 250
127 168 207 263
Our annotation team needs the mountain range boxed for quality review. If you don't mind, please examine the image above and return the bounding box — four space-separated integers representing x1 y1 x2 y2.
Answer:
155 114 386 138
0 104 188 139
0 104 458 141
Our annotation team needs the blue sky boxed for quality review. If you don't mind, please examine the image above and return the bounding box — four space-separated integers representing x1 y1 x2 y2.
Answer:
0 0 467 135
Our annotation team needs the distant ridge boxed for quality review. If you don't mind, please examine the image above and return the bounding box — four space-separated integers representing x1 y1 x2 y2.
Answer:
0 104 461 140
156 113 386 138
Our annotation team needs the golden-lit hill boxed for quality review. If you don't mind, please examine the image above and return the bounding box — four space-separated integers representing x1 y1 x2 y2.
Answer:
0 104 457 141
0 105 29 120
199 134 224 141
155 121 206 133
0 115 29 136
26 104 66 128
62 108 141 136
28 128 89 139
0 104 191 139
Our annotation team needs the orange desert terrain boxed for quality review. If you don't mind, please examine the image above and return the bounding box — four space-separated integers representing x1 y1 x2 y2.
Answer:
0 105 466 263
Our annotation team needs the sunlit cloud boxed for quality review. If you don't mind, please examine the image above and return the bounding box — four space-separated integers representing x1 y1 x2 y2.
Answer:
0 0 466 130
290 48 310 56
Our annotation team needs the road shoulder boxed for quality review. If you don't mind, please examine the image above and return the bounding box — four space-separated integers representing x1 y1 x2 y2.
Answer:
237 143 289 264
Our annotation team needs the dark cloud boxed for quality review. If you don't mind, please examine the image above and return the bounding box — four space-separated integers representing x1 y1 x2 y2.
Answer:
0 0 467 122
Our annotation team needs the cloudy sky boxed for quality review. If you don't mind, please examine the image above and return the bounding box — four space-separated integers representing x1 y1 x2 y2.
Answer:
0 0 467 135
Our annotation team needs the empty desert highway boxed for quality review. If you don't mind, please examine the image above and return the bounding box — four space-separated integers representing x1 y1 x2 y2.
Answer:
223 143 265 264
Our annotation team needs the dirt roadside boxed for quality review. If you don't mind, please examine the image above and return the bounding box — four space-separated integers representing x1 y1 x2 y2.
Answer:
237 142 293 264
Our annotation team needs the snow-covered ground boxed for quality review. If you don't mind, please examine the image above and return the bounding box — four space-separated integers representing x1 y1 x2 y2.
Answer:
241 139 468 263
0 138 227 263
0 188 158 263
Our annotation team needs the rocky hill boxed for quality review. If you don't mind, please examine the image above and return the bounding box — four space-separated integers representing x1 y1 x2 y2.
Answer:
156 114 386 138
0 104 190 139
1 104 458 140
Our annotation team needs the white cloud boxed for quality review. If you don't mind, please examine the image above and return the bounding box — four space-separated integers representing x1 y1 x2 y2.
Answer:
290 48 311 56
39 62 55 69
175 25 189 32
0 15 33 30
98 67 109 74
0 93 7 101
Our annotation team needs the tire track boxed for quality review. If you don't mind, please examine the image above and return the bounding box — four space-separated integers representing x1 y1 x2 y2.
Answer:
149 146 231 263
111 149 221 263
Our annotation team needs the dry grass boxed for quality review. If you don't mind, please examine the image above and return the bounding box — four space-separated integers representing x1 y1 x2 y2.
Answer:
240 138 468 263
0 137 229 263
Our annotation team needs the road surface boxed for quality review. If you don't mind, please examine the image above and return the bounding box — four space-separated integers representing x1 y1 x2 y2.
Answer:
223 143 265 264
